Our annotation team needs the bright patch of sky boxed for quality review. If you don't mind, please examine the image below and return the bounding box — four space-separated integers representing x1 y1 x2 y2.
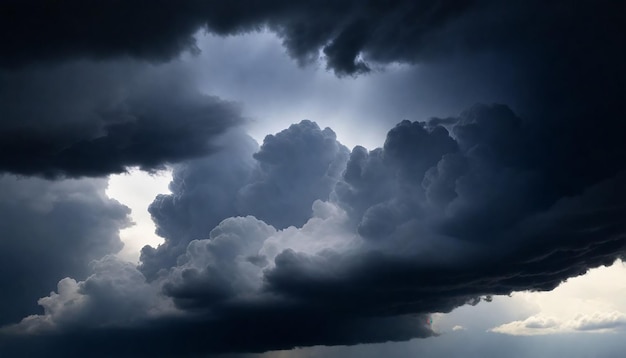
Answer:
107 168 171 263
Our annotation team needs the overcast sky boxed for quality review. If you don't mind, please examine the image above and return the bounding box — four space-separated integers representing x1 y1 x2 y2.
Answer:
0 1 625 357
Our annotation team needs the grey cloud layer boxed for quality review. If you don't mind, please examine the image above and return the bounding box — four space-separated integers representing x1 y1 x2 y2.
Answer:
0 61 243 178
1 0 622 178
3 102 624 355
0 0 624 356
4 1 621 74
0 0 475 75
0 175 130 325
141 122 348 279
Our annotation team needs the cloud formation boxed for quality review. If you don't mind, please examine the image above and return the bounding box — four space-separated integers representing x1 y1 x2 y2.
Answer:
0 175 130 325
0 0 624 356
3 103 625 355
3 1 621 77
491 312 626 336
0 61 244 178
141 121 348 279
0 0 474 75
1 0 622 178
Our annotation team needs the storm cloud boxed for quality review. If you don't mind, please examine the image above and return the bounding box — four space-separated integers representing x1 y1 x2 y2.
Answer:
0 0 622 176
4 103 625 355
141 121 348 279
0 0 624 357
0 61 244 178
0 175 130 325
0 0 474 74
1 1 622 80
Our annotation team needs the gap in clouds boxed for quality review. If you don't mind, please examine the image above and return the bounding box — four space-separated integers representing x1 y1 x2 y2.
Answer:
107 168 173 263
187 30 526 150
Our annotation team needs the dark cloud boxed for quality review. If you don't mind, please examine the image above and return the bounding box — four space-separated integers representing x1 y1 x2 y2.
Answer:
0 310 431 357
1 0 622 177
0 61 244 178
0 0 474 75
2 214 432 356
0 0 624 356
141 121 348 279
2 1 623 81
0 175 130 325
237 120 349 229
336 119 458 239
3 103 624 356
139 129 258 280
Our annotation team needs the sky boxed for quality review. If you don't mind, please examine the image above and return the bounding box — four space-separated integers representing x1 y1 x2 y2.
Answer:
0 1 625 357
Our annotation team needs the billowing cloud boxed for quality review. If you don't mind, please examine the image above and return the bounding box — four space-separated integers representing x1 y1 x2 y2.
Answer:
0 0 624 356
0 61 244 178
237 120 349 229
139 129 258 279
141 121 348 279
570 312 626 332
0 175 130 325
3 102 625 355
6 256 173 334
2 202 431 356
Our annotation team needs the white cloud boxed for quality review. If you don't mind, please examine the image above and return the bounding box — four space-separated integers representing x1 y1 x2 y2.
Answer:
4 256 177 334
489 315 562 336
567 311 626 332
487 261 626 336
490 311 626 336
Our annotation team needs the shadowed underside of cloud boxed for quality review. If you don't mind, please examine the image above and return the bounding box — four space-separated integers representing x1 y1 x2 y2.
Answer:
0 175 130 326
0 0 624 356
0 0 475 75
1 1 622 77
2 103 624 356
140 121 349 280
0 0 622 178
1 309 430 357
0 62 244 178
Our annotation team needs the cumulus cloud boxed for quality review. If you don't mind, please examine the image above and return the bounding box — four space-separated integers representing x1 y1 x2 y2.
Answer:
0 175 130 325
141 121 348 279
4 256 173 334
3 102 625 355
139 129 259 279
490 312 626 336
0 0 475 75
0 1 624 356
3 201 431 356
237 120 349 229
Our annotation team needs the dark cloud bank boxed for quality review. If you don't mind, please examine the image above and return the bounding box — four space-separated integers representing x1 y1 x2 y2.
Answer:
0 0 623 178
0 176 130 326
2 110 624 356
0 61 244 178
1 0 625 357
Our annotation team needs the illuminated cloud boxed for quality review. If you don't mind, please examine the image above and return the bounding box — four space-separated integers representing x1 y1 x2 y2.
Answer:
0 1 624 357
